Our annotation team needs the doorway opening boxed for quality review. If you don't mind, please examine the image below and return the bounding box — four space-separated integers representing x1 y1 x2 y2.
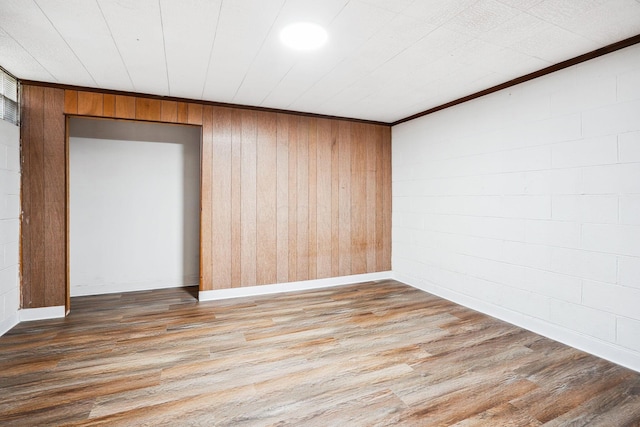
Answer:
68 117 201 304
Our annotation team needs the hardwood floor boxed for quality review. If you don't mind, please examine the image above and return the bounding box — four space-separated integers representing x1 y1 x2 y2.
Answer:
1 280 639 426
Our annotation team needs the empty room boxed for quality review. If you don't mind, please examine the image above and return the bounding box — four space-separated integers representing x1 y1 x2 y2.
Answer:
1 0 640 425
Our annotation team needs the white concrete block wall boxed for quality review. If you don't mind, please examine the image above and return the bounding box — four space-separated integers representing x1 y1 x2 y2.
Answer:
0 119 20 336
392 43 640 372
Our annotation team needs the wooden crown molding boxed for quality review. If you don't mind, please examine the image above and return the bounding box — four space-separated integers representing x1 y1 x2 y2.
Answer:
392 33 640 126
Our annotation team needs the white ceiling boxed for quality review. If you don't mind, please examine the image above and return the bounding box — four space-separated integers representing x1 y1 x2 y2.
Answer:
1 0 639 123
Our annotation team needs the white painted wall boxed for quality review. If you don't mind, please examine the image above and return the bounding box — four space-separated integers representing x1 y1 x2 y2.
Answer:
69 118 200 296
392 44 640 372
0 118 20 335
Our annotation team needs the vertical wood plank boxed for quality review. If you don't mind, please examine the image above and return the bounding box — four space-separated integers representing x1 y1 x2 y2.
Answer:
27 86 45 307
350 123 367 275
65 115 70 313
338 121 352 276
296 117 309 281
199 106 213 291
230 110 243 287
63 90 77 114
135 98 161 121
375 126 386 271
115 95 136 119
316 119 332 279
211 107 232 289
365 125 377 272
20 84 394 306
287 117 298 281
330 121 340 277
77 92 103 116
177 102 189 123
256 111 277 285
43 88 66 307
276 114 289 283
103 94 116 117
20 85 33 307
161 101 178 123
308 118 318 280
381 126 392 271
188 103 203 125
240 110 257 286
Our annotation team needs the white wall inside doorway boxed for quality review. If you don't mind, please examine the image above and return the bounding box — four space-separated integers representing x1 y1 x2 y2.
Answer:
69 118 201 296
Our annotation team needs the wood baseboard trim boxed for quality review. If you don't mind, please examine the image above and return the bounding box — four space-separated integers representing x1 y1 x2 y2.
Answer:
198 271 394 301
393 272 640 374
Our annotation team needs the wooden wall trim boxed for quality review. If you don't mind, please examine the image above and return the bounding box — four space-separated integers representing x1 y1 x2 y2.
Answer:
393 33 640 126
19 80 388 127
20 86 66 308
20 85 392 308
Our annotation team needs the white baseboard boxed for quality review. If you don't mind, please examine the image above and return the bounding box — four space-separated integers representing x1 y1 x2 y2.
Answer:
0 312 19 336
70 281 197 297
199 271 394 301
392 272 640 374
19 305 66 322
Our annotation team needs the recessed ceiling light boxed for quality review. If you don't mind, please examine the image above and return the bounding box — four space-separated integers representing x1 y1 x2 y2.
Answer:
280 22 328 51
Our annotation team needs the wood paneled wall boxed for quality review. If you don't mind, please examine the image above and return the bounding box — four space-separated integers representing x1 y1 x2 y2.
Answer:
21 85 66 308
20 84 391 308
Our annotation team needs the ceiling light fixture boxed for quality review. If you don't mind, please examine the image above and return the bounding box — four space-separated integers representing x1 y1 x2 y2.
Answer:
280 22 328 51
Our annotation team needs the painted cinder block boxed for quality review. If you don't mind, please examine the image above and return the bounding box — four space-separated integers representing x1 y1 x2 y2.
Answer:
521 168 582 195
582 280 640 322
0 170 19 196
392 44 640 370
3 242 18 271
498 285 551 321
0 146 6 170
550 247 617 285
550 75 617 117
528 113 582 144
581 163 640 195
618 256 640 290
500 195 551 220
0 219 19 244
501 241 552 271
620 195 640 226
551 135 618 169
0 119 20 334
617 317 640 353
524 268 582 304
0 265 18 296
582 99 640 138
501 145 551 173
551 195 618 224
525 219 581 248
6 146 19 172
617 67 640 103
582 223 640 257
549 299 616 342
618 130 640 163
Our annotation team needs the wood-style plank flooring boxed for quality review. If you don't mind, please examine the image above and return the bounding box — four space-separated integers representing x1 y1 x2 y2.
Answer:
1 280 640 426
